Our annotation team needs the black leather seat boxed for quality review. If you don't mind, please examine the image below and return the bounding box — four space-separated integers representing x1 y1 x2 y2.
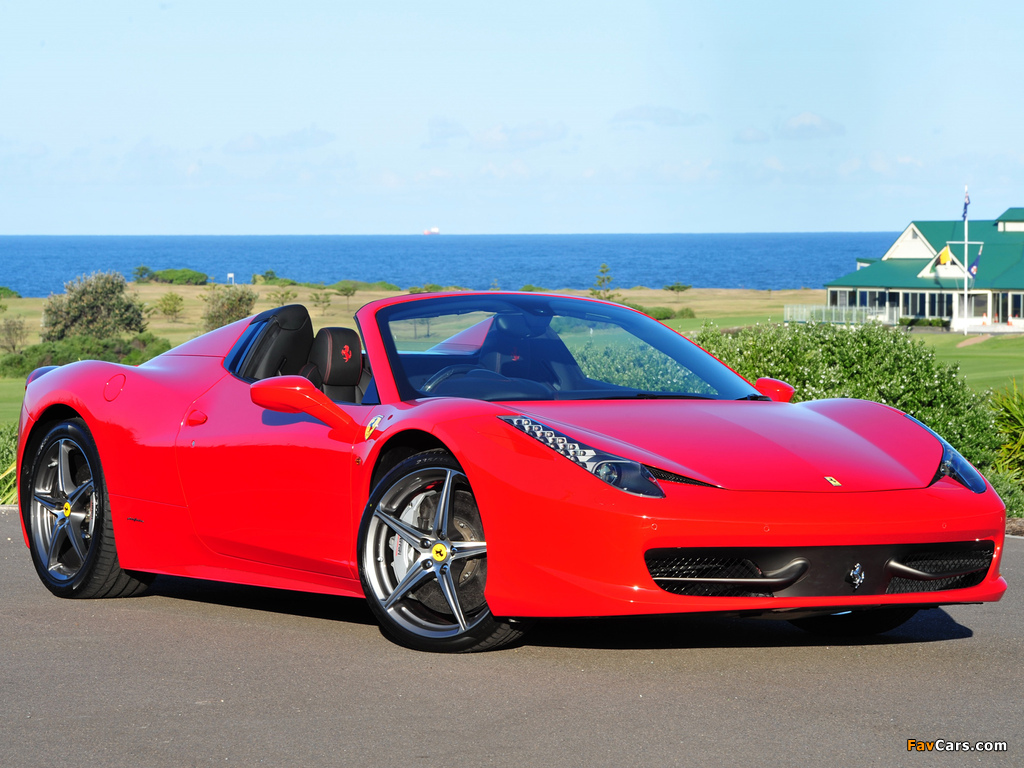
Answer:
300 327 370 403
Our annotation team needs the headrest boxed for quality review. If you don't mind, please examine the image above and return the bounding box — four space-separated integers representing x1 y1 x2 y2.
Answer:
309 327 362 386
493 312 551 338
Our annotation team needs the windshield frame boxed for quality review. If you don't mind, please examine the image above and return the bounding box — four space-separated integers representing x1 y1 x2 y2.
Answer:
373 293 761 403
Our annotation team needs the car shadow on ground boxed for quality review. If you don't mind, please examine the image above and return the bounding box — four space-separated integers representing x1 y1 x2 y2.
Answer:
145 575 377 626
524 607 973 650
142 574 972 650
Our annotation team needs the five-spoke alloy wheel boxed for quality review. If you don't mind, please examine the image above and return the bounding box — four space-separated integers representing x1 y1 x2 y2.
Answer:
24 418 151 598
358 450 525 652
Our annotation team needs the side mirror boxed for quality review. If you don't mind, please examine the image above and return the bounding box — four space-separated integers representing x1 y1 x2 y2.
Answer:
250 375 354 432
754 377 795 403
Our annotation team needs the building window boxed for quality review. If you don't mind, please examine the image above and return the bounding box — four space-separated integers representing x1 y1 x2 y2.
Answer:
859 291 868 307
929 293 936 317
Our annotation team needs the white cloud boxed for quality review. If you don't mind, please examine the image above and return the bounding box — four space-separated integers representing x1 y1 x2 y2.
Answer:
734 127 770 144
224 125 335 155
611 105 709 128
779 112 845 140
475 121 567 152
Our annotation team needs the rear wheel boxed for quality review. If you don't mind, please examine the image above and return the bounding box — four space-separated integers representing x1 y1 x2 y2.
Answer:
357 450 526 652
24 418 152 599
789 607 918 637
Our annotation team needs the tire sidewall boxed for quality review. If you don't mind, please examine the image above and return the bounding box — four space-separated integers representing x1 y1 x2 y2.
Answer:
357 450 499 652
23 418 111 598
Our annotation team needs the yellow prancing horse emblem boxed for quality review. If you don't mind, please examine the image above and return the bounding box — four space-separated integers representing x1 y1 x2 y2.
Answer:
62 501 72 517
824 476 842 487
365 415 383 440
431 543 448 562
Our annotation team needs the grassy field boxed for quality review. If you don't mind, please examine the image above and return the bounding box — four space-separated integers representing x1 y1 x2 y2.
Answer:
1 284 1022 424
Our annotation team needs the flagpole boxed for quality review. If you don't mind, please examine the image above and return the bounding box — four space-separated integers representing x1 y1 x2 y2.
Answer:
963 185 969 336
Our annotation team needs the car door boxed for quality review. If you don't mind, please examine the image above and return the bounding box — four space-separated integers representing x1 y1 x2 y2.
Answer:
175 372 360 578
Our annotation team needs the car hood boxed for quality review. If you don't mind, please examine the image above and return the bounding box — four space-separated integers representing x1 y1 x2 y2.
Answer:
513 398 942 493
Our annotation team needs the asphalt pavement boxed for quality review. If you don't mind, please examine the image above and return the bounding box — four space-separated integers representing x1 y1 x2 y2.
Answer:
2 505 1021 768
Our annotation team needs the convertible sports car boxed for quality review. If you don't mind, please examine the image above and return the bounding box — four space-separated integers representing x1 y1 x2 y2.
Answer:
16 292 1006 652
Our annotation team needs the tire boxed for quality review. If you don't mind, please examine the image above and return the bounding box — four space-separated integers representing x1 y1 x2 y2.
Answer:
357 450 527 652
789 607 919 638
23 418 153 599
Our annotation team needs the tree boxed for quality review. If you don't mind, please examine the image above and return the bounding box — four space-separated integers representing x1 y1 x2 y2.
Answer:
42 272 147 341
309 291 332 315
133 265 155 283
201 285 258 331
267 288 298 306
335 281 357 308
589 263 620 303
156 292 185 322
0 301 28 354
664 282 692 293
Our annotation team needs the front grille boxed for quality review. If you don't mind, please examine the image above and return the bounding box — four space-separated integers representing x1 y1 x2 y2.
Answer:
885 546 994 594
644 541 995 599
644 553 772 597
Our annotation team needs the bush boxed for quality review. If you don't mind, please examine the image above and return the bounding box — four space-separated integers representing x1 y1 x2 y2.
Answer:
156 292 185 322
991 381 1024 479
266 288 298 306
153 268 208 285
133 265 155 283
676 307 697 319
692 321 1002 482
0 332 172 377
0 286 21 299
43 272 147 341
1 421 15 505
1 316 28 354
201 285 257 331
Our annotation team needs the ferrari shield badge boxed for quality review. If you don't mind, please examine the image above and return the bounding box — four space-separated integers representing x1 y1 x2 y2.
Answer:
846 563 866 590
824 476 842 487
365 415 384 440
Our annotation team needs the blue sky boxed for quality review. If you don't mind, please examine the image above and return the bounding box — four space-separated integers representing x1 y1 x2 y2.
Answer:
2 1 1022 234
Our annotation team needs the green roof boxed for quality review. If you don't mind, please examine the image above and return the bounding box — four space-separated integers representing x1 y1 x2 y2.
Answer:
997 208 1024 222
829 216 1024 291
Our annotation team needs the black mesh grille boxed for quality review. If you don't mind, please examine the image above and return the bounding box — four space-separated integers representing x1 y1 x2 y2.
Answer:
644 553 772 597
643 466 718 488
885 545 993 594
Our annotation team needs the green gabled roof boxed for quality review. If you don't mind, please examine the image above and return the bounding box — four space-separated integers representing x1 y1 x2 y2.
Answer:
827 259 951 289
997 208 1024 222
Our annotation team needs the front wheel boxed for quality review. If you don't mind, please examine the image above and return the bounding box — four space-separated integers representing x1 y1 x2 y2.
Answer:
24 418 152 599
357 450 526 652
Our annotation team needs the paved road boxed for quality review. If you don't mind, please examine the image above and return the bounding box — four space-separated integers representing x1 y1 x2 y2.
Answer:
2 505 1021 768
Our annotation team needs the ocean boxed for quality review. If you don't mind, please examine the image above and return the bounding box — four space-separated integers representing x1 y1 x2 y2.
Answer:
0 232 896 298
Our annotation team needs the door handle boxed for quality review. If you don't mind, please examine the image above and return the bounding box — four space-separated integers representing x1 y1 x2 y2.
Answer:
187 410 208 426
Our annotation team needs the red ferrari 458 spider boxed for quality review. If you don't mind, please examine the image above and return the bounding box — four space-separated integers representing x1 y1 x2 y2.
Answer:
16 292 1006 651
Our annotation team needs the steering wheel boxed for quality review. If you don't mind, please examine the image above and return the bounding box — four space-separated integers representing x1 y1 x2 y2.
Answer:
421 364 489 393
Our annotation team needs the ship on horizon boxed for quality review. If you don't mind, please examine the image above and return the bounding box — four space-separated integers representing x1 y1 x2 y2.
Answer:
423 226 440 235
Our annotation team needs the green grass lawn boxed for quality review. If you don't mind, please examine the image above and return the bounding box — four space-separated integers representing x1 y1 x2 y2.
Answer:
0 378 24 425
918 333 1024 392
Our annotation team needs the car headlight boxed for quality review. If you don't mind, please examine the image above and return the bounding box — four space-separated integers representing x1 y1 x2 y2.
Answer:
905 415 987 494
499 415 664 498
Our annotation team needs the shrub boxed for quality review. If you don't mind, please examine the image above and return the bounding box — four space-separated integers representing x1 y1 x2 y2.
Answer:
156 292 185 322
1 421 16 505
991 381 1024 478
133 265 155 283
1 316 28 354
201 285 257 331
676 307 696 319
153 268 207 285
43 272 147 341
520 284 546 292
408 284 444 294
0 286 22 298
0 332 171 377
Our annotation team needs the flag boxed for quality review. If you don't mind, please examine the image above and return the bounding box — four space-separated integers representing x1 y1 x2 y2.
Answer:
937 245 951 265
963 189 970 220
968 256 980 278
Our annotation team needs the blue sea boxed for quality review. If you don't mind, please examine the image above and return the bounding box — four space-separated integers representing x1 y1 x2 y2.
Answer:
0 233 897 298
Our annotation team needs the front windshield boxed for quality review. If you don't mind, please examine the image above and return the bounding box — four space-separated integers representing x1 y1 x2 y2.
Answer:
377 294 760 402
